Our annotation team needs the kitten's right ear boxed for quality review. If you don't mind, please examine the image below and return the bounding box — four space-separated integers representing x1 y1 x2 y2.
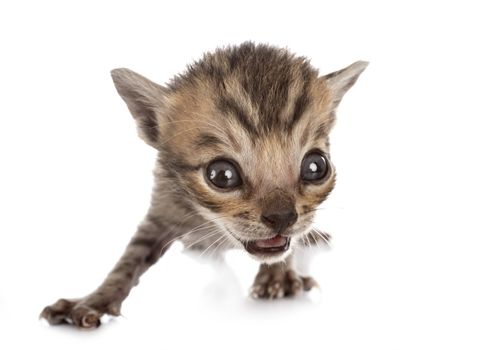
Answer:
111 68 167 148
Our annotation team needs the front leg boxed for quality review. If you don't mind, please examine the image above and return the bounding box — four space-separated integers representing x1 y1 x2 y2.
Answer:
250 255 318 299
41 215 178 328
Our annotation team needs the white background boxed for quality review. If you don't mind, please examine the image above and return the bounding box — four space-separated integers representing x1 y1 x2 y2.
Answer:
1 1 483 349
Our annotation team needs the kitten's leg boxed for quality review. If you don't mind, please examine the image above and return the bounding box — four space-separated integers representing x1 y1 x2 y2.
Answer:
41 215 179 328
249 255 318 299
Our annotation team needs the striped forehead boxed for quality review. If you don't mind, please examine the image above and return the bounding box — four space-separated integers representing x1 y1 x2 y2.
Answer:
189 79 332 166
171 42 323 134
214 68 316 135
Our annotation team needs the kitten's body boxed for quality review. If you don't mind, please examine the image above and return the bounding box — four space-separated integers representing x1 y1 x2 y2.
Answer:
41 43 367 328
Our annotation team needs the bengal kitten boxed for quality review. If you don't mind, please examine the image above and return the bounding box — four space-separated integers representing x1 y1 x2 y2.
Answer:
41 42 367 328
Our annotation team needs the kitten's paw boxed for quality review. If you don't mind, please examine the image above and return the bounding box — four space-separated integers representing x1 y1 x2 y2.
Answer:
40 295 121 329
250 267 318 299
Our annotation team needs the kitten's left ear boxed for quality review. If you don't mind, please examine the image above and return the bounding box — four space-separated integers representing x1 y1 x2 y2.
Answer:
322 61 369 108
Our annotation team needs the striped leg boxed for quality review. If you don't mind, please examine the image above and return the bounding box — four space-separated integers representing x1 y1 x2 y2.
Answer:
40 215 178 328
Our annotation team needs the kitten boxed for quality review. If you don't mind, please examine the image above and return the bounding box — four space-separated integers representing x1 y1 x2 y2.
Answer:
41 42 367 328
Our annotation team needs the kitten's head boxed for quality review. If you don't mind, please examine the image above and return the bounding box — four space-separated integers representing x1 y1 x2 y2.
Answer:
112 42 367 262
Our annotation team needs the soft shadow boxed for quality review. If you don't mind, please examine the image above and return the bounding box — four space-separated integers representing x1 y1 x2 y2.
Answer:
38 314 121 334
190 252 323 315
194 255 246 303
241 289 322 313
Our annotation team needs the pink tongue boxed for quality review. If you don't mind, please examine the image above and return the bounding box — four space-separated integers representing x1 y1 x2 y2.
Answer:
254 235 287 248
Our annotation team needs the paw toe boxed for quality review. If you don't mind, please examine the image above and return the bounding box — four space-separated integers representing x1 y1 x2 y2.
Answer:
40 298 77 325
286 280 303 296
267 282 284 299
283 270 303 296
250 284 264 299
40 306 64 325
81 311 101 328
72 305 101 329
301 276 319 291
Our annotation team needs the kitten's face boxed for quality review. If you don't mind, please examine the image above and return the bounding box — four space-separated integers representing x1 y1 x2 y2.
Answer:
161 75 336 262
111 43 367 262
185 129 336 263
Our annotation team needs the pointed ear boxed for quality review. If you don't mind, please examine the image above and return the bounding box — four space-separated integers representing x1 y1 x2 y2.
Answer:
322 61 369 108
111 68 167 148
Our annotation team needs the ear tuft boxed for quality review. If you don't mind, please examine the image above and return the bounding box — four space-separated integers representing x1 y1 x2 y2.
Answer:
111 68 167 148
322 61 369 107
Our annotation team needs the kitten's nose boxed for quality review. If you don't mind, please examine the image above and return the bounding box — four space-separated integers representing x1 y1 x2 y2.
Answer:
261 210 298 234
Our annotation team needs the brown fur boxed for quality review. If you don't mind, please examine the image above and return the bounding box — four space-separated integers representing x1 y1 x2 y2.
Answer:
41 42 368 328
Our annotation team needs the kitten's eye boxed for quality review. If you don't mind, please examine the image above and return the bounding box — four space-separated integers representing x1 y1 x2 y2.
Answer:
301 152 329 181
206 159 242 189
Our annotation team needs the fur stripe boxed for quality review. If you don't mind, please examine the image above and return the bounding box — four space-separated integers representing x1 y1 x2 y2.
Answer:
194 133 227 148
218 95 258 136
288 70 311 129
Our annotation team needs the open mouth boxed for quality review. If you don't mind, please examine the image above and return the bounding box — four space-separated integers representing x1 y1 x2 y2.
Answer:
244 235 291 255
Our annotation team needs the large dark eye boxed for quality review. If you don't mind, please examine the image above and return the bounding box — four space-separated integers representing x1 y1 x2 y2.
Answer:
206 159 242 189
300 152 329 181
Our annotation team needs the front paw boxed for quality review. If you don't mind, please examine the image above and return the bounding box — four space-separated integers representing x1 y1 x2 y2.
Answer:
250 266 318 299
40 294 121 329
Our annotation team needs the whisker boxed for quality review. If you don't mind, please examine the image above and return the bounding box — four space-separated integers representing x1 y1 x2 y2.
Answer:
199 234 227 258
182 215 232 235
309 231 323 250
303 234 311 247
301 205 345 215
159 126 212 147
184 228 223 249
313 229 329 243
310 225 331 242
159 213 231 252
309 227 332 246
207 235 229 260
